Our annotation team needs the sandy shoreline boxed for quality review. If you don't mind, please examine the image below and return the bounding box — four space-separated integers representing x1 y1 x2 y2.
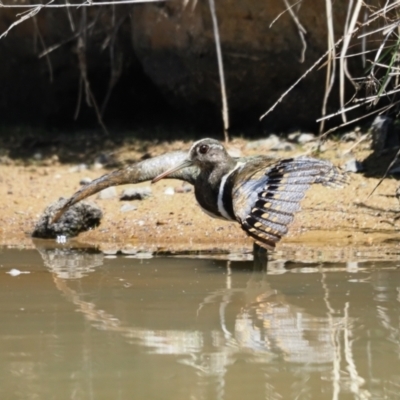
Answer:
1 137 400 261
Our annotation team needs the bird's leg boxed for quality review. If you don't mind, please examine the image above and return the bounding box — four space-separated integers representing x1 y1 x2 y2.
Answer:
252 243 268 271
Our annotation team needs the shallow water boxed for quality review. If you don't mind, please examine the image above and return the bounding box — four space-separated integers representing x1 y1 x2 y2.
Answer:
1 245 400 399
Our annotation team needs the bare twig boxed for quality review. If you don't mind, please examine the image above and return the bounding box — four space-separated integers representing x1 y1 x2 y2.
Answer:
65 0 76 31
342 133 369 155
260 38 344 121
0 0 165 41
319 0 335 133
38 23 95 58
208 0 230 142
269 0 302 28
32 15 54 82
0 0 164 7
367 146 400 199
0 4 45 40
339 0 363 123
264 1 400 137
76 15 110 135
282 0 307 62
74 75 83 120
101 13 126 115
318 102 398 140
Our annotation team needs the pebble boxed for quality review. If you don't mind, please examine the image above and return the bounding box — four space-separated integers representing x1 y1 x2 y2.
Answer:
288 132 316 144
0 155 13 165
95 153 110 165
102 249 119 255
120 204 137 213
92 162 104 170
245 135 281 150
164 187 175 195
297 133 316 144
133 252 153 259
79 177 92 185
344 158 364 173
174 184 192 193
69 163 88 173
341 131 359 142
97 187 117 199
370 115 400 154
270 141 296 151
120 187 152 201
121 247 138 255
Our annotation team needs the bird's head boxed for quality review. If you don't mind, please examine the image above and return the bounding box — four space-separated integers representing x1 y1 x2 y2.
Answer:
151 138 230 183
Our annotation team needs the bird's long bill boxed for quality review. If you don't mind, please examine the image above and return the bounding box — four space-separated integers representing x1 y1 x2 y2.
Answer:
151 159 193 183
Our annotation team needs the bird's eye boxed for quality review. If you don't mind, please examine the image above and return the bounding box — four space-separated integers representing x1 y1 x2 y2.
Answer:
199 144 209 154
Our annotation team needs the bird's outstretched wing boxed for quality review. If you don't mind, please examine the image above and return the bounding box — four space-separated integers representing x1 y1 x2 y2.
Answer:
51 151 196 224
232 156 347 249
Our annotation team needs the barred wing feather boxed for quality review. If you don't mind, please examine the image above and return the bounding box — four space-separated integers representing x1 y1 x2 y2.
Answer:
232 156 347 249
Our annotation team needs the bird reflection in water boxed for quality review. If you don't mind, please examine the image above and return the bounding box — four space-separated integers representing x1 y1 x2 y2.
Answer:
31 241 378 399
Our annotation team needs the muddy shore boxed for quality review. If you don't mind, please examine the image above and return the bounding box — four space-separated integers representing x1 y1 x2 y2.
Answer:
1 135 400 262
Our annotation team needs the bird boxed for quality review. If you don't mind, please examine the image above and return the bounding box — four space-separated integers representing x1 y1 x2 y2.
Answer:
51 138 347 249
151 138 347 249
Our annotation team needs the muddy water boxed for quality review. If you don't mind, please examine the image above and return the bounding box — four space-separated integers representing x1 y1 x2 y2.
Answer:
1 246 400 399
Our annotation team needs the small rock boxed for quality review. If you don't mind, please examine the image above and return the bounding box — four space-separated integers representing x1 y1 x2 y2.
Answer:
341 131 359 142
33 152 42 161
32 198 102 238
288 132 316 144
95 153 111 165
79 177 92 185
174 184 192 193
121 247 138 255
69 164 88 173
271 141 296 151
98 186 117 200
102 249 119 255
245 135 281 150
120 187 152 201
120 204 137 213
134 252 153 259
92 162 104 170
164 187 175 195
287 131 299 141
344 158 364 173
297 133 316 144
0 155 12 165
370 115 400 154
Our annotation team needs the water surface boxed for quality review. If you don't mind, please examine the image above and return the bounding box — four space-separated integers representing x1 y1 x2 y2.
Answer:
1 245 400 399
